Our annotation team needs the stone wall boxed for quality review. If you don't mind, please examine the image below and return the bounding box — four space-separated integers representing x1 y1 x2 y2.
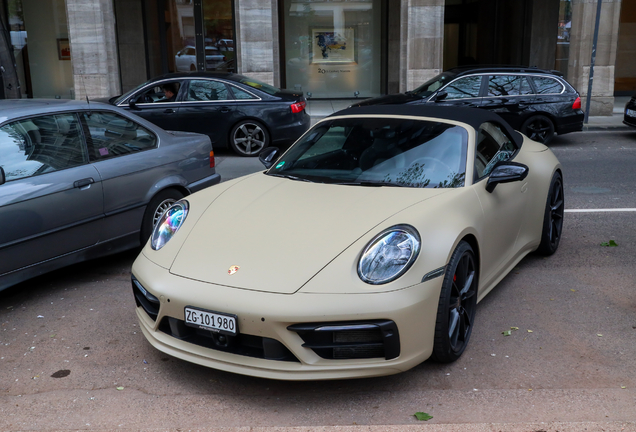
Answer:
568 0 622 116
66 0 120 99
401 0 444 92
234 0 279 87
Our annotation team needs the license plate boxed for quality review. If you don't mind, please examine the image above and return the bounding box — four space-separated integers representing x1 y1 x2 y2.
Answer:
184 307 237 335
626 109 636 118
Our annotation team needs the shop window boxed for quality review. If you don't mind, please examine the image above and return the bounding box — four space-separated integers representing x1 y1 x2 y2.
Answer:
7 0 73 98
282 0 383 98
203 0 235 72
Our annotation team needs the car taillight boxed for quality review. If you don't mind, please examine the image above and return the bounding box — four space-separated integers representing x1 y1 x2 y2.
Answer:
291 100 306 114
210 151 215 168
572 97 581 110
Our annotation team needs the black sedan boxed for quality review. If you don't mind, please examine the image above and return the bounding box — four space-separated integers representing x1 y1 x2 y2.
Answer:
103 72 310 156
352 66 584 144
624 94 636 128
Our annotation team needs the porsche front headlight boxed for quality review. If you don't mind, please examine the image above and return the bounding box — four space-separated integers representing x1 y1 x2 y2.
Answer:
358 225 421 285
150 200 189 250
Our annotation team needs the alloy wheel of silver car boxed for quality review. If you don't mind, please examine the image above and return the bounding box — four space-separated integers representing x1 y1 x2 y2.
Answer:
230 120 269 156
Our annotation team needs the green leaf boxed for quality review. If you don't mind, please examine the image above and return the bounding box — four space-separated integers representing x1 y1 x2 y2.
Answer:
601 240 618 247
116 386 124 391
414 412 433 421
502 330 512 336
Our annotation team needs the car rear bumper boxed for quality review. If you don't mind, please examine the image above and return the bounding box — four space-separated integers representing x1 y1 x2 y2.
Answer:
555 111 584 135
188 173 221 193
131 254 443 380
271 112 311 146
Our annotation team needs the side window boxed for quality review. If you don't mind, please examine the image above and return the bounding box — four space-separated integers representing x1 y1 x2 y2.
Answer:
531 77 564 94
230 85 258 100
488 75 521 96
82 111 157 162
474 122 517 180
137 82 181 103
519 77 533 95
443 76 482 100
186 80 230 101
0 113 86 182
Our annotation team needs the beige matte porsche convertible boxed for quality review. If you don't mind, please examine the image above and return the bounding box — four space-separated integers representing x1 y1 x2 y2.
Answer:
131 105 564 380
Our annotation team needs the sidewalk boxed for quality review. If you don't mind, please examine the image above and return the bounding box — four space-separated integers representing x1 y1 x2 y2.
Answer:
305 96 631 131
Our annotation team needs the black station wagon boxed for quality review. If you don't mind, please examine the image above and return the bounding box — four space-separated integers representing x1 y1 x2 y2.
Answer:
353 66 584 144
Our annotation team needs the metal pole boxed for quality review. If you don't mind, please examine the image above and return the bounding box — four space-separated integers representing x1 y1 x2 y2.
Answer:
584 0 603 124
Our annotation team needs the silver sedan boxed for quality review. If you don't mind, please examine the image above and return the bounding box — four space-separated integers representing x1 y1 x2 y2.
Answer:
0 99 220 291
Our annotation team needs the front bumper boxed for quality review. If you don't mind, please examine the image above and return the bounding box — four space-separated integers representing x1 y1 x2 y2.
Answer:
131 254 443 380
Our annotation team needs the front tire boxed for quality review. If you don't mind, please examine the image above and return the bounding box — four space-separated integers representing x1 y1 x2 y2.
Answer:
536 171 564 255
140 189 184 246
431 241 478 363
230 120 269 157
521 115 555 144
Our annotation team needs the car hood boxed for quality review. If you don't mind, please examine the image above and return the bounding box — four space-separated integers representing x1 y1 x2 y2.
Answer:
169 173 448 294
351 93 424 107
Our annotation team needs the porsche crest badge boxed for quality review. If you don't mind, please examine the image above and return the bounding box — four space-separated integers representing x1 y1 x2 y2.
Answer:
228 265 240 275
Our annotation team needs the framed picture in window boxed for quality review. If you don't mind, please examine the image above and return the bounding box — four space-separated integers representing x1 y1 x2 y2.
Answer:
57 38 71 60
311 27 355 64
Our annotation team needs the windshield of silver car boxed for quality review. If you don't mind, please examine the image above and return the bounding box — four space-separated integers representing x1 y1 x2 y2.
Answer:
266 118 468 188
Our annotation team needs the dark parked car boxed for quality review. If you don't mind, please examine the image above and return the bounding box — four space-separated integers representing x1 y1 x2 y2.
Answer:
0 99 220 292
102 72 310 156
352 66 584 144
624 94 636 128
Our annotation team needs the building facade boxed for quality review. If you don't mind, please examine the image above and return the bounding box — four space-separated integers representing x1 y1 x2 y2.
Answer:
0 0 633 116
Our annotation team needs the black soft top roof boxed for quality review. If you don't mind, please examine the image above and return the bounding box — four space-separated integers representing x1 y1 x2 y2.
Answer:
330 104 524 147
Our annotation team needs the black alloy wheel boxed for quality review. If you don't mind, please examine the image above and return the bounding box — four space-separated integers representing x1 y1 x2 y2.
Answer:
536 171 564 255
431 241 478 363
521 115 555 144
230 120 269 157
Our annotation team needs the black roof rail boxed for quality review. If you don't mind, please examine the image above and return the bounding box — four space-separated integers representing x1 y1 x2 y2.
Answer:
448 65 564 77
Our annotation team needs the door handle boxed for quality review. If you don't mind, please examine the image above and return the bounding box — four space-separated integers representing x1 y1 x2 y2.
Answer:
74 178 95 189
163 109 176 114
220 107 231 113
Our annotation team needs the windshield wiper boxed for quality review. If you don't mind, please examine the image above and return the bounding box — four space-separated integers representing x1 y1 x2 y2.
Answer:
337 181 403 187
268 173 313 182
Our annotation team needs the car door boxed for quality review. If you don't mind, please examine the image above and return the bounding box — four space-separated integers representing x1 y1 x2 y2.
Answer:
178 78 238 147
124 80 184 132
0 112 103 275
470 122 527 288
480 74 534 130
80 110 161 240
431 75 485 108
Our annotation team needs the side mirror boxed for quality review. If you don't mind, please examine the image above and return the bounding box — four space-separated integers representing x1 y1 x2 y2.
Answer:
0 166 5 185
434 91 448 102
129 96 140 109
259 147 280 169
486 162 529 193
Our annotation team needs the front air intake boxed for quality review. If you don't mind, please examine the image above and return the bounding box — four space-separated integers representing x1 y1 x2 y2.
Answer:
288 320 400 360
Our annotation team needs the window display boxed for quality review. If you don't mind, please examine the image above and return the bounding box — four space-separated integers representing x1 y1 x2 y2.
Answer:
283 0 383 99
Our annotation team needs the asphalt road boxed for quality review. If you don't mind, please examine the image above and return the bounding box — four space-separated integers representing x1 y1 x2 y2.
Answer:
2 130 636 431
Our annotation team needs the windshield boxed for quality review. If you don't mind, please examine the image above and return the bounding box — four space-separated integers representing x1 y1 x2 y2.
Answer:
266 118 468 188
411 72 456 97
239 77 280 95
113 79 153 105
